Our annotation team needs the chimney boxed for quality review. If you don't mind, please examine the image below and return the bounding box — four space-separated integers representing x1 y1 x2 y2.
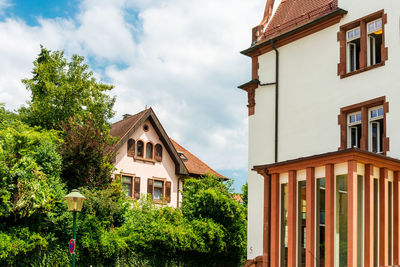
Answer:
123 114 132 119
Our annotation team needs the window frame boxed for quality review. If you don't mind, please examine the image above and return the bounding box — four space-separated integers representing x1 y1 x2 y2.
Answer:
337 10 387 78
338 96 389 154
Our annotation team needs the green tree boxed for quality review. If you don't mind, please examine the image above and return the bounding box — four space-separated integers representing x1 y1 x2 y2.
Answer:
59 115 116 190
181 175 247 266
19 46 115 130
242 182 248 207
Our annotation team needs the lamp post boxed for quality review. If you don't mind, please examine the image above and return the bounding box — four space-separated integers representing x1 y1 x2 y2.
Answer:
65 189 86 267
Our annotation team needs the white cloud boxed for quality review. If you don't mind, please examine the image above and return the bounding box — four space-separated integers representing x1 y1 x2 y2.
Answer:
0 0 265 186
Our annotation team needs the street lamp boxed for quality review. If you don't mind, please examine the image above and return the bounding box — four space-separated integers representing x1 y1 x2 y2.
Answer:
65 189 86 267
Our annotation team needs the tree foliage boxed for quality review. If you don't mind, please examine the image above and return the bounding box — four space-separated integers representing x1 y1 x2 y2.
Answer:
19 46 115 130
59 115 116 190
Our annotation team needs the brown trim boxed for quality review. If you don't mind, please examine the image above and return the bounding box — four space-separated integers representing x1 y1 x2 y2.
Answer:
242 9 346 57
338 10 388 79
338 96 389 154
245 255 264 267
364 164 374 267
263 173 271 267
347 160 358 267
252 56 259 80
379 167 389 266
270 173 280 267
325 164 335 267
394 171 400 265
306 167 315 267
288 170 297 267
254 148 400 174
151 177 168 204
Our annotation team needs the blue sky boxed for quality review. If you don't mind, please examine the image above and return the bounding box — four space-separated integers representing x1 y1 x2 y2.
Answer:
0 0 265 192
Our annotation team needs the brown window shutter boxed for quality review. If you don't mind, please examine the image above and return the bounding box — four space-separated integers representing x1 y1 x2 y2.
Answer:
127 139 135 157
165 181 171 203
134 177 141 199
147 179 153 198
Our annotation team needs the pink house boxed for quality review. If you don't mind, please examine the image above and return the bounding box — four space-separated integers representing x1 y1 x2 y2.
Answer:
110 108 224 207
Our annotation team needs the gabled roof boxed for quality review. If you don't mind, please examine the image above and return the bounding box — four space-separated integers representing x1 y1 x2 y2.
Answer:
257 0 338 42
170 138 226 179
110 108 226 179
110 108 188 175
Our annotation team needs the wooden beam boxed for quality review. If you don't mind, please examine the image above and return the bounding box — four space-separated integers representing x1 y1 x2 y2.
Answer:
288 170 297 267
325 164 335 267
270 173 280 267
394 171 400 265
364 164 374 267
347 160 358 267
263 173 271 267
306 167 315 267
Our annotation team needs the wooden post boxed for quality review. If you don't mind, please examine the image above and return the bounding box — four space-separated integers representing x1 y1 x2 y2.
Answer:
263 173 271 267
270 173 280 267
364 164 374 267
306 167 315 267
394 171 400 265
325 164 335 267
380 168 389 266
347 160 358 267
288 170 297 267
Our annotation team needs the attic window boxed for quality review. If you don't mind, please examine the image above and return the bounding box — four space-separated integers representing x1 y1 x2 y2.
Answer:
178 152 188 162
155 144 162 162
143 124 149 132
127 138 135 157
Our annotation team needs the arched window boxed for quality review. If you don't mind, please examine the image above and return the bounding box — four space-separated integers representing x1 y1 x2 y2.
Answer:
127 138 135 157
136 140 144 157
155 144 162 162
146 142 153 159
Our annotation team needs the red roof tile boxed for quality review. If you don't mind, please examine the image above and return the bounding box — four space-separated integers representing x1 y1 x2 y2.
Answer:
170 138 226 179
259 0 338 42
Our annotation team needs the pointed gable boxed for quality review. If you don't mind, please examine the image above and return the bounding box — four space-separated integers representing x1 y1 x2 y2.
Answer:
110 108 188 175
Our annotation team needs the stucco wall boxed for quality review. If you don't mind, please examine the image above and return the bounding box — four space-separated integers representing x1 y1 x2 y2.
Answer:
114 119 182 207
247 1 400 259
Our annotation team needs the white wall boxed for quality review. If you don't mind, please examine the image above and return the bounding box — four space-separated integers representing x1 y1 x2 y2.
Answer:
247 0 400 259
114 119 181 207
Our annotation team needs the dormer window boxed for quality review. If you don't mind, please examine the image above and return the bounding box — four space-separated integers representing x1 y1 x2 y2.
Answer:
178 151 188 162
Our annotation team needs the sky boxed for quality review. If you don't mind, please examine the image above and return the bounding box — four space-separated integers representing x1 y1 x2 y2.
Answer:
0 0 267 192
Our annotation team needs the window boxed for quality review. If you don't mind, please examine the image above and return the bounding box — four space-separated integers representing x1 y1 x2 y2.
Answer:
338 10 387 78
346 27 360 72
155 144 163 162
297 181 306 267
127 138 135 157
120 175 141 199
367 19 382 66
280 183 288 267
136 140 144 157
347 111 362 148
368 106 384 153
316 178 325 267
338 97 388 154
335 175 348 267
147 178 172 203
122 175 133 197
178 151 188 162
146 142 153 159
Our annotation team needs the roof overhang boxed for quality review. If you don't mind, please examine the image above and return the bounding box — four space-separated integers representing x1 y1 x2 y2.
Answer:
241 8 348 57
253 148 400 175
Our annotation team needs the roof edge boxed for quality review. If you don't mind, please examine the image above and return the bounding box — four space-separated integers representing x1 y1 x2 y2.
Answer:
241 8 348 56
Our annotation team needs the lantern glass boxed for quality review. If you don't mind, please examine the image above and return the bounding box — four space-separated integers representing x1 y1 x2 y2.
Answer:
64 189 86 212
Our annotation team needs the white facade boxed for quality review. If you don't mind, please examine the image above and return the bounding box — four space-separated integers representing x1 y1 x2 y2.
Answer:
246 0 400 260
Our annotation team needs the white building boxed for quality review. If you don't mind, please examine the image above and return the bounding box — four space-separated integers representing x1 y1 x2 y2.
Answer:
240 0 400 266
